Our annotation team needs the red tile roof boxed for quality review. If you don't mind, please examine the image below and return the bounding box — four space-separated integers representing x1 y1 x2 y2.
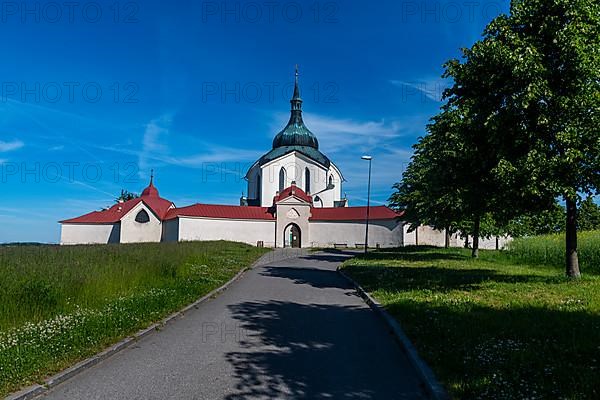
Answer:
61 179 174 224
274 184 313 204
310 206 402 221
165 204 275 220
60 196 174 224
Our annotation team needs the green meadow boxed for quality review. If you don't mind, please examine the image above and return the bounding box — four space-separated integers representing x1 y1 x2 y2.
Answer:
341 231 600 399
0 241 268 396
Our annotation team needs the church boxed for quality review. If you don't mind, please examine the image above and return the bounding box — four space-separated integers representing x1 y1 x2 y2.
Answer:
59 69 406 248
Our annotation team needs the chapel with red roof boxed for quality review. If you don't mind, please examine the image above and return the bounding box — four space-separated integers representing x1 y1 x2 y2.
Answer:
59 69 406 248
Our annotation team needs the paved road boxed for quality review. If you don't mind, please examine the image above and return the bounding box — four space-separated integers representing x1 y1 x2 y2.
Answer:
42 250 426 400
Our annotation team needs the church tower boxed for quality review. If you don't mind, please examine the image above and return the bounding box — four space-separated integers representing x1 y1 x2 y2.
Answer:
244 67 346 208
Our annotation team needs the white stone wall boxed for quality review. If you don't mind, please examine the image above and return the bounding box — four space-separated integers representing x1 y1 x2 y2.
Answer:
119 202 162 243
402 225 449 247
402 223 511 249
309 219 403 248
177 217 276 247
468 235 511 250
257 152 343 207
60 223 119 245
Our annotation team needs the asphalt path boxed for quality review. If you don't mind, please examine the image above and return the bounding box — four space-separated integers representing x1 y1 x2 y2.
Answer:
41 250 426 399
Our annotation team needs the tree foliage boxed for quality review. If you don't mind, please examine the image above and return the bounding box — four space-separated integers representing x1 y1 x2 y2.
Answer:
578 197 600 231
391 0 600 274
115 189 139 203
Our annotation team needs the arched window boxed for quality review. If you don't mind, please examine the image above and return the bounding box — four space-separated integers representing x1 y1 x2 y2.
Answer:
329 175 334 187
279 167 286 192
305 168 311 194
135 209 150 223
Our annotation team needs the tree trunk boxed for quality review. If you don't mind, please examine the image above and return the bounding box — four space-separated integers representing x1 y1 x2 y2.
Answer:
464 235 469 248
471 216 481 258
415 226 419 246
444 227 450 249
565 197 581 278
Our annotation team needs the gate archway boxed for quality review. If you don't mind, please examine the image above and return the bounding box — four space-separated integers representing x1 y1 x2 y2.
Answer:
284 223 301 248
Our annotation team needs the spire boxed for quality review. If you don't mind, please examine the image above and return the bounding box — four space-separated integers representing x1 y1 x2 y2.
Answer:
150 169 154 186
271 66 319 150
292 64 301 101
290 64 302 113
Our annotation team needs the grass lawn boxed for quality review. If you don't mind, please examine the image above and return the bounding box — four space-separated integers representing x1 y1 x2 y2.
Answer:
0 241 268 397
341 244 600 399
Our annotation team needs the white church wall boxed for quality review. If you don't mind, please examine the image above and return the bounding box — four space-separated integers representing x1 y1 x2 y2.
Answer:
60 223 119 245
119 202 162 243
260 152 341 207
178 217 276 247
309 219 403 248
315 163 344 208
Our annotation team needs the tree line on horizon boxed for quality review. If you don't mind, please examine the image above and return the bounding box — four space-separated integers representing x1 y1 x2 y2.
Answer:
390 0 600 278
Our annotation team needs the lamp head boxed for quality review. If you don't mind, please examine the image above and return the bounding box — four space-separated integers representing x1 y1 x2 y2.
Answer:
361 155 372 161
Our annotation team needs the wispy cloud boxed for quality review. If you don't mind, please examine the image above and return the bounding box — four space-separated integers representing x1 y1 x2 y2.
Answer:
97 115 262 174
390 78 449 102
0 139 24 152
173 147 261 166
269 112 406 154
138 115 172 175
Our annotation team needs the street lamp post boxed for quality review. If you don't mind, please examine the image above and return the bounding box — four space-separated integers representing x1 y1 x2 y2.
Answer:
361 155 372 255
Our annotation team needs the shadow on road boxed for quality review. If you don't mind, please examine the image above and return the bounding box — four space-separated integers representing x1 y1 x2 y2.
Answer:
225 300 424 399
258 266 354 291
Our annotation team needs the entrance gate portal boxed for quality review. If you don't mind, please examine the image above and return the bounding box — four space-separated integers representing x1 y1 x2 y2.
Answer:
284 224 301 248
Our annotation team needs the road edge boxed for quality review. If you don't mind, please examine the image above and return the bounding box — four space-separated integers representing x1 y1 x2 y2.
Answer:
5 251 271 400
337 267 450 400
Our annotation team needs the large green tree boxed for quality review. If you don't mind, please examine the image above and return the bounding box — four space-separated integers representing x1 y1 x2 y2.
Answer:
394 0 599 273
389 111 466 245
389 102 513 256
483 0 600 277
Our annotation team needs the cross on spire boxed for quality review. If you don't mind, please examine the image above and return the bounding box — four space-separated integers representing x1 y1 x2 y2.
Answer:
150 169 154 185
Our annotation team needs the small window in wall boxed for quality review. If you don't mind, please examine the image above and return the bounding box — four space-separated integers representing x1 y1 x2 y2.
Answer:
279 167 286 192
135 209 150 223
329 175 334 187
305 168 311 194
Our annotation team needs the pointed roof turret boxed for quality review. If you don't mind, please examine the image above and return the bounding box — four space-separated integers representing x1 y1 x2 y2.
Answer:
141 169 159 197
272 65 319 149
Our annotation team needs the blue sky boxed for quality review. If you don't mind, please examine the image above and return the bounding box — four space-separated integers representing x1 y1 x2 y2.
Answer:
0 0 509 243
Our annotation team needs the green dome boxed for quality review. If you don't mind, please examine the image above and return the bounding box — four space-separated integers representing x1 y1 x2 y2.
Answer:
272 116 319 149
272 67 319 150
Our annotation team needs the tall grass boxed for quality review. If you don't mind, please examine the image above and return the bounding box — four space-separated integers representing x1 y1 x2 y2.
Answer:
506 230 600 273
342 246 600 398
0 241 268 396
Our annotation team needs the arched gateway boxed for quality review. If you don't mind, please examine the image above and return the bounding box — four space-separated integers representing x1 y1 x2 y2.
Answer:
284 223 301 248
